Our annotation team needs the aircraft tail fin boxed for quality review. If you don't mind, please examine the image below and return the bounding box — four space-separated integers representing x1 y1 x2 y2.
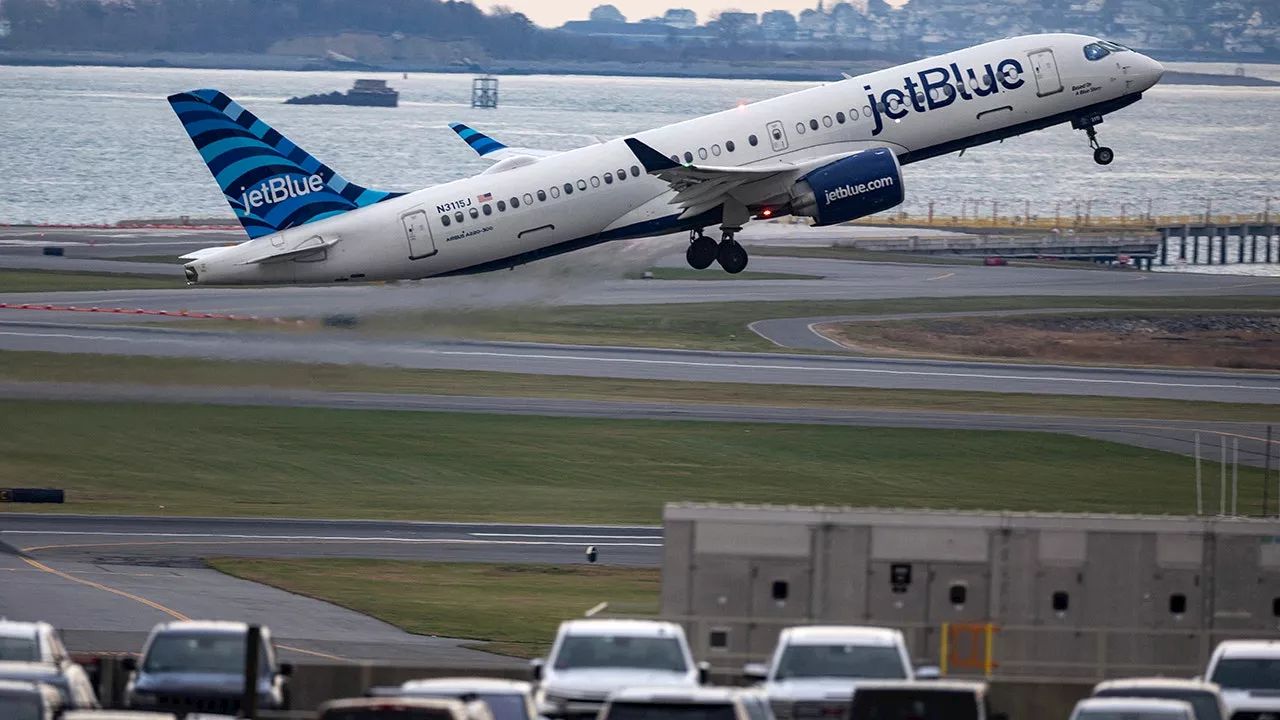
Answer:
167 89 404 239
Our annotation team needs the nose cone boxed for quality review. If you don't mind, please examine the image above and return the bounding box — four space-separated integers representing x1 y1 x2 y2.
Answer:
1136 53 1165 91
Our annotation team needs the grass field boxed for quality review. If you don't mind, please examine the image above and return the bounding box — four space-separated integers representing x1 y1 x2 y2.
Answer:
208 559 658 657
0 351 1274 422
0 400 1258 522
749 246 1122 271
108 255 186 264
0 269 184 292
623 267 821 281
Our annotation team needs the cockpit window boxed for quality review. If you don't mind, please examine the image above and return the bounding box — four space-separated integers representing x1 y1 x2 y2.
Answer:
1099 40 1131 52
1083 43 1111 61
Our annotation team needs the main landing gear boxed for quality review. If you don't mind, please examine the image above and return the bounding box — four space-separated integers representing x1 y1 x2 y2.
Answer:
1073 114 1114 166
686 229 748 274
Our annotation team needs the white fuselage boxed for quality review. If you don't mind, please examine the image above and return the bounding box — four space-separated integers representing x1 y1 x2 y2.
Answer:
186 33 1163 285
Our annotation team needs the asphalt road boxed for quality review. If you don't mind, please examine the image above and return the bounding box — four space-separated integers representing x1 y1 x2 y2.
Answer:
1 322 1277 403
0 515 658 662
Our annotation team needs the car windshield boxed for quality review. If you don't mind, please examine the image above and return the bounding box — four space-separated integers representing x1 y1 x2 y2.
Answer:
322 709 456 720
851 689 978 720
553 635 687 672
0 637 39 661
143 633 269 674
774 645 907 680
1075 712 1185 720
606 701 737 720
1083 42 1111 61
1095 689 1220 720
1210 657 1280 691
0 695 43 720
407 692 528 720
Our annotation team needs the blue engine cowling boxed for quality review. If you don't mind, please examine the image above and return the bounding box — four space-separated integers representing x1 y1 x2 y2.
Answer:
789 148 905 226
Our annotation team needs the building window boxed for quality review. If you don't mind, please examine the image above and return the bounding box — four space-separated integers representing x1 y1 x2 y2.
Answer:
630 165 640 177
1274 598 1280 617
469 207 479 219
537 189 546 201
604 172 613 184
698 147 708 160
709 629 729 650
497 200 507 211
549 187 560 199
510 196 520 208
771 581 788 601
454 211 464 223
576 179 587 190
564 183 573 195
1052 591 1069 612
726 140 736 152
482 204 492 215
795 122 805 134
711 144 721 156
590 176 600 188
1170 594 1187 615
949 584 967 606
836 112 846 124
441 215 451 226
810 118 820 130
683 151 693 163
523 193 533 205
748 135 757 146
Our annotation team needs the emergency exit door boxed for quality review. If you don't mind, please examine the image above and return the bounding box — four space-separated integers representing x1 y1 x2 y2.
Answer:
402 210 437 260
765 120 788 152
1028 49 1063 97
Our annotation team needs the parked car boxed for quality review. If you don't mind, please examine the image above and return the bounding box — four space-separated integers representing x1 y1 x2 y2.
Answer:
531 619 707 719
0 679 64 720
1202 640 1280 720
743 626 935 720
1092 677 1228 720
1069 697 1197 720
370 677 537 720
121 620 292 715
848 680 1004 720
317 696 495 720
0 620 98 709
598 686 774 720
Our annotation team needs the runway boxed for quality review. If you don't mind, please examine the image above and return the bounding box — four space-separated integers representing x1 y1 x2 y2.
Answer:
0 322 1277 403
0 515 658 662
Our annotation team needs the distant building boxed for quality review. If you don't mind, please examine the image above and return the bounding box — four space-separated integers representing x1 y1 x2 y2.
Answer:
588 4 626 23
662 8 698 29
761 10 798 40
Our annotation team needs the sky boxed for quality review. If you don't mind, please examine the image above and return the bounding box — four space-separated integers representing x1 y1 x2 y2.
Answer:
496 0 909 29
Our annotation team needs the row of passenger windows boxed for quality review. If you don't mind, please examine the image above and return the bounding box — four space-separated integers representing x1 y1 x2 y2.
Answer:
440 165 643 227
670 137 754 165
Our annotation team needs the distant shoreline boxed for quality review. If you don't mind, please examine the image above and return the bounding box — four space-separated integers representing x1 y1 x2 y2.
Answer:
2 49 1279 86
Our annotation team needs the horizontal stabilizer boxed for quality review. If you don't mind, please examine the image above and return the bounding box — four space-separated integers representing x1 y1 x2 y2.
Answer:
237 236 340 265
179 245 240 262
449 122 561 161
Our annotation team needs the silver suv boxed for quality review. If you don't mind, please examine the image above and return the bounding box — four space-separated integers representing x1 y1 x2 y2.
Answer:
0 620 98 709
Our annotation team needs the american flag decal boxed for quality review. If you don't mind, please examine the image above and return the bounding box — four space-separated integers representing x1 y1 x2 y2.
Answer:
478 192 493 202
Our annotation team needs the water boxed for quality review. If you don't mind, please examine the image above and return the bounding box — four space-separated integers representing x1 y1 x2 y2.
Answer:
1 64 1278 275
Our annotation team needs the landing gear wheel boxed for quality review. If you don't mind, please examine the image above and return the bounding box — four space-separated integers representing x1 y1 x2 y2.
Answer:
1093 146 1114 165
716 236 749 274
686 233 717 270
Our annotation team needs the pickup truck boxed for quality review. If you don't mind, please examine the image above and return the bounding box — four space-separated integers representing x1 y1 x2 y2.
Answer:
1202 639 1280 720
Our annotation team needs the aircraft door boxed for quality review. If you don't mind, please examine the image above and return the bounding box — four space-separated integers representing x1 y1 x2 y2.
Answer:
402 210 437 260
1028 49 1064 97
765 121 788 151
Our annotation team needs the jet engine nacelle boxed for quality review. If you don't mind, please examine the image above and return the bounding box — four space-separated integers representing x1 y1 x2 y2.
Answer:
789 148 905 226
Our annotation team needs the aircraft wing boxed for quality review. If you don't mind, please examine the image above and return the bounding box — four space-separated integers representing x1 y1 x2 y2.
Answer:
449 123 561 161
624 138 799 218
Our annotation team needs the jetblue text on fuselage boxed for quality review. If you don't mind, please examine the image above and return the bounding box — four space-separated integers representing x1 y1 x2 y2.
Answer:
239 174 325 214
824 176 896 206
865 57 1025 136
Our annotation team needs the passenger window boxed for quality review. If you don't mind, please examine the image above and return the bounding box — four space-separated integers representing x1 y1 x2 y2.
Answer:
469 207 479 219
748 135 758 146
510 196 520 208
497 200 507 211
576 179 587 190
550 186 560 198
711 144 721 156
604 172 613 184
795 122 805 134
670 155 679 164
810 118 819 130
563 183 573 195
822 116 832 127
698 148 707 160
482 204 492 215
836 112 845 124
537 189 546 201
914 92 926 106
523 193 533 205
771 580 788 601
863 106 872 117
1170 594 1187 615
683 151 693 163
1052 591 1069 612
630 165 640 177
617 168 627 180
441 215 451 226
590 176 600 188
454 211 464 223
726 140 735 152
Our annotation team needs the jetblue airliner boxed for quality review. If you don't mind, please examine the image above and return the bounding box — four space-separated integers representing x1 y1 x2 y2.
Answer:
173 34 1163 285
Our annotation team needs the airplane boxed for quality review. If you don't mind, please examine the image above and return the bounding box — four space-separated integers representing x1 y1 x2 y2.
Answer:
172 33 1163 285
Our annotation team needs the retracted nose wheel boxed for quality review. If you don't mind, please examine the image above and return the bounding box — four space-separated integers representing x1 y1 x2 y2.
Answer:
1093 146 1115 166
686 232 717 270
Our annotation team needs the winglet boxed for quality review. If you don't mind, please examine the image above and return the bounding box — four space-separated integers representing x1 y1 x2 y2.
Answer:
449 122 508 157
624 138 680 173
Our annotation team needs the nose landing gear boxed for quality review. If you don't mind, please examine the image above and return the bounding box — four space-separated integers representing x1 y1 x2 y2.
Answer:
1073 114 1114 166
